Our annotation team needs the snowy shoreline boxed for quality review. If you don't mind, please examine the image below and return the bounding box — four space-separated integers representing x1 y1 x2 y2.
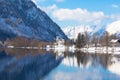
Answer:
80 47 120 54
1 45 120 54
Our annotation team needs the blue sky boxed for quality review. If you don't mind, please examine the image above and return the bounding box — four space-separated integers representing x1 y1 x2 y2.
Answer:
32 0 120 28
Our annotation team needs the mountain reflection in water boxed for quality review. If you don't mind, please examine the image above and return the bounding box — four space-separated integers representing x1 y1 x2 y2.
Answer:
0 48 120 80
0 48 63 80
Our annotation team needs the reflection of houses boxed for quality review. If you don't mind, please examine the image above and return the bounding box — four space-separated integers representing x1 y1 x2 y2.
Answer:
54 36 66 56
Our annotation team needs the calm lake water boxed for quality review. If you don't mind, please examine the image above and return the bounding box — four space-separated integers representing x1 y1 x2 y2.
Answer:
0 48 120 80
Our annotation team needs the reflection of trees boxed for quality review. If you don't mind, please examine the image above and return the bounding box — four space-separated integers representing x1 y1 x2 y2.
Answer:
63 51 89 67
75 51 88 67
91 53 99 67
4 48 54 59
89 53 112 68
64 51 74 58
99 54 112 68
0 51 63 80
63 51 116 69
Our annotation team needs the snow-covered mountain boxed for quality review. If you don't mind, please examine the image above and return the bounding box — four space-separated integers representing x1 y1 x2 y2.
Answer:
62 20 120 40
62 25 104 39
0 0 67 41
62 25 93 39
106 20 120 37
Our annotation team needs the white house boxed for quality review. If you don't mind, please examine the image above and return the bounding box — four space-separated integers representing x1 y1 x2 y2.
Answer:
55 36 65 45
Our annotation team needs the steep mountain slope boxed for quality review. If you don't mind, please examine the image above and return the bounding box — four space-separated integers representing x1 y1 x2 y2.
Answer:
106 20 120 36
0 0 67 41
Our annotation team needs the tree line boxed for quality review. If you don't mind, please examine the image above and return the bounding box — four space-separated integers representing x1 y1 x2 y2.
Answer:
4 36 53 48
75 31 119 48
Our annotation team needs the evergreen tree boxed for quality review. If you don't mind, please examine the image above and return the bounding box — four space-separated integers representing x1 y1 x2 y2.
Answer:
76 33 86 48
76 33 81 48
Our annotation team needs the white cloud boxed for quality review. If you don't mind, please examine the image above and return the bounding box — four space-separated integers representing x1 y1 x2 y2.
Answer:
52 8 105 24
38 4 120 26
112 4 119 8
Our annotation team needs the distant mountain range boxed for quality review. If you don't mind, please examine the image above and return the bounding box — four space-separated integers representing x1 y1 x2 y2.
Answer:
62 20 120 39
0 0 67 41
106 20 120 37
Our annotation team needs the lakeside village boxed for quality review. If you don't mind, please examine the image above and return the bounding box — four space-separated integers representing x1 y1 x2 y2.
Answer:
0 32 120 54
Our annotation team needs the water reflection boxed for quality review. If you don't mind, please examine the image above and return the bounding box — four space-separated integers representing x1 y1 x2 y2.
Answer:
50 51 120 80
63 51 120 72
0 48 120 80
0 48 63 80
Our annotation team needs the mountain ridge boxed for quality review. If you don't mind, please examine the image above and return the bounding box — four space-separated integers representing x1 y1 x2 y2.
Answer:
0 0 67 41
62 20 120 40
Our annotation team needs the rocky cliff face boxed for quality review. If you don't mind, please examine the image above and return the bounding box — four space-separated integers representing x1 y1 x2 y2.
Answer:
0 0 67 41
